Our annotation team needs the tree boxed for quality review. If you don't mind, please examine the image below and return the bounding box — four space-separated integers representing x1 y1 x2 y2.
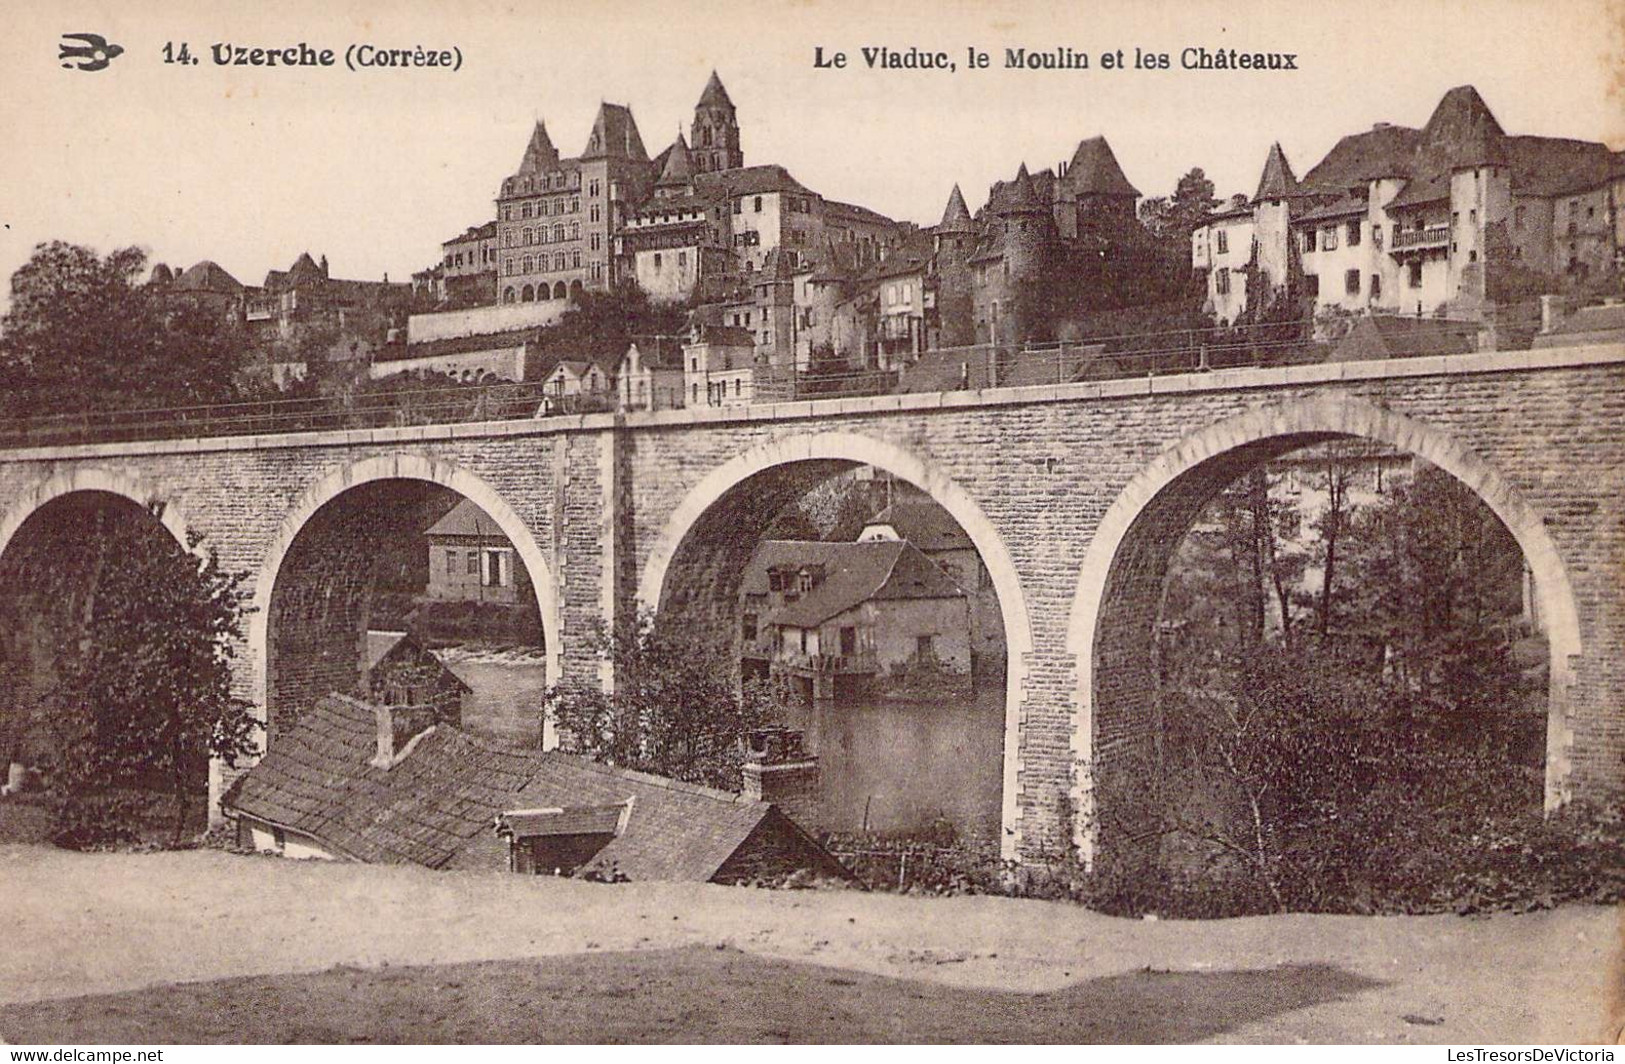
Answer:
1 242 250 420
545 615 776 791
0 500 259 846
1138 168 1220 244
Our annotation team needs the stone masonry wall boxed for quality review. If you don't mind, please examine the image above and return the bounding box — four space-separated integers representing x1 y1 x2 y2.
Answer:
0 349 1620 860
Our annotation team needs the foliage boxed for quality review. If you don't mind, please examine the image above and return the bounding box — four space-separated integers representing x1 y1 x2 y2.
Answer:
0 501 259 848
531 288 688 367
544 615 775 791
1136 448 1572 914
0 242 250 418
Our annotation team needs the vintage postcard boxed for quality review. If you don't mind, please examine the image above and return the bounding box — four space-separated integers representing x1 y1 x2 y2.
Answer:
0 0 1622 1048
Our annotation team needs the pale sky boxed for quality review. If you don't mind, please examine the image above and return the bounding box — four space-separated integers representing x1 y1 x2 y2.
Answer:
2 0 1621 301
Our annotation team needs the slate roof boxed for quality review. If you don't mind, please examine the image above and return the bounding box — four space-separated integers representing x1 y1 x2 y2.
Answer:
696 70 735 111
1505 136 1623 197
938 184 975 233
1418 85 1507 169
743 539 965 629
224 694 848 882
692 164 812 199
512 758 792 882
1065 136 1140 198
863 501 973 553
863 233 934 283
580 102 648 161
821 199 897 228
424 497 506 539
897 346 997 392
222 694 548 868
1328 316 1479 362
515 121 560 175
174 260 243 293
1301 124 1423 190
444 221 498 246
988 164 1046 215
657 135 694 186
1300 86 1619 213
499 803 629 837
1532 302 1625 348
1254 142 1298 202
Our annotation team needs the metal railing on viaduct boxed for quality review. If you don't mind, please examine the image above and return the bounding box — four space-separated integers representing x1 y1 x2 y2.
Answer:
0 317 1499 449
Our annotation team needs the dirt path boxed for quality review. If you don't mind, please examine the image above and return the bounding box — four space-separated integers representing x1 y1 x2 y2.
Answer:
1 845 1619 1043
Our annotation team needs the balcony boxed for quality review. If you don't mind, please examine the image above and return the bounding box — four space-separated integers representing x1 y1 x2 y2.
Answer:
1391 226 1450 251
774 649 878 674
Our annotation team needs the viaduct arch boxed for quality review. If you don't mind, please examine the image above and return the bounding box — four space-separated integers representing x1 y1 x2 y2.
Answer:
636 430 1036 858
1066 395 1584 860
247 453 562 746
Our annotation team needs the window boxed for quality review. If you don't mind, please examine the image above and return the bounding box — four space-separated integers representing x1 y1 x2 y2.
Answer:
1345 269 1360 295
1321 228 1338 251
572 250 581 268
1452 211 1459 227
902 282 912 303
589 205 601 223
570 222 581 240
466 551 479 576
753 196 763 213
589 180 600 197
521 203 533 219
1371 273 1381 300
677 251 687 268
553 224 565 243
1347 221 1361 247
590 233 601 251
733 200 743 215
653 253 662 268
840 626 857 656
1408 260 1423 287
571 197 580 213
1468 249 1478 263
915 634 934 659
1301 230 1315 253
1214 267 1230 295
1216 229 1228 255
1304 274 1320 298
445 549 458 575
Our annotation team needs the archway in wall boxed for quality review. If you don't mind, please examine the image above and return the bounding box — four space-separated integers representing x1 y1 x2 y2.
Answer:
1068 398 1581 877
255 460 557 751
638 433 1031 857
0 489 206 834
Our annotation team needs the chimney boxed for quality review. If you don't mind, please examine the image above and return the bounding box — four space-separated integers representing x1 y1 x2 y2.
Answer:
319 254 330 277
370 701 438 769
740 725 820 828
1539 293 1565 334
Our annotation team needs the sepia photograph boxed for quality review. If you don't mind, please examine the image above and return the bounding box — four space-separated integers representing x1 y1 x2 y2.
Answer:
0 0 1623 1047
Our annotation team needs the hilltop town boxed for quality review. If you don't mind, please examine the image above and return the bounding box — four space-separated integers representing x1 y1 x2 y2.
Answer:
135 75 1625 411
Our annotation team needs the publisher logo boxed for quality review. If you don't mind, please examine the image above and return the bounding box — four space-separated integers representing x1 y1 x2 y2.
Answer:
59 33 124 72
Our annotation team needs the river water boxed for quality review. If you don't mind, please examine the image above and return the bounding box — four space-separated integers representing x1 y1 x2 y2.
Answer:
778 681 1006 843
445 655 1007 845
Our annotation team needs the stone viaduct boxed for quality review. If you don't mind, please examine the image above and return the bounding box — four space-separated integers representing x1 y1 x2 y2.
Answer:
1 342 1621 862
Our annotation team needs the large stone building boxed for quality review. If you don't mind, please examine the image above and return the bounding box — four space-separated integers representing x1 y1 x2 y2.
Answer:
494 105 652 305
956 137 1147 346
1192 85 1625 327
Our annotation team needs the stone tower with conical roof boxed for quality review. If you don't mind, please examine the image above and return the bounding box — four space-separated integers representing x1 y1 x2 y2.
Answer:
690 71 742 173
934 185 977 346
1252 141 1299 300
1423 86 1511 311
